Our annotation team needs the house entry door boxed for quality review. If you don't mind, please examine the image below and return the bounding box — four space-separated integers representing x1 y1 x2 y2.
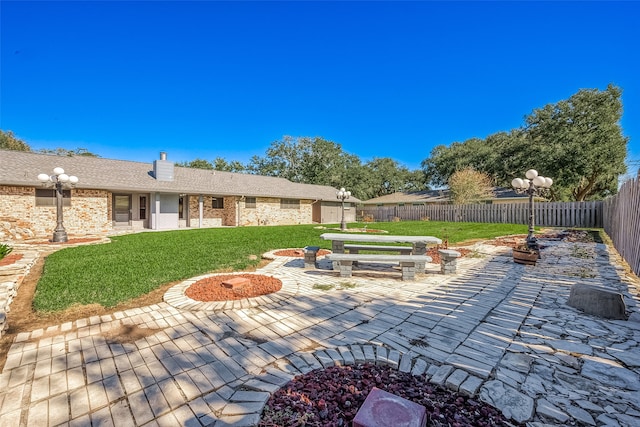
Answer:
114 195 131 224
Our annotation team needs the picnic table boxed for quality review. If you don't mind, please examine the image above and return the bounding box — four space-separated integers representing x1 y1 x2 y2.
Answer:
320 233 442 255
320 233 442 273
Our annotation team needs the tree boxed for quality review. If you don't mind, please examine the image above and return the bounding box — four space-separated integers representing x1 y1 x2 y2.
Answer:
363 157 428 199
448 168 495 204
421 85 628 201
213 157 246 172
524 84 627 201
247 136 366 195
38 147 100 157
177 158 214 169
0 130 31 151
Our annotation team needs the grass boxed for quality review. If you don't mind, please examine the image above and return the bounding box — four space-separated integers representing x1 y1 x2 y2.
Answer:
34 221 528 312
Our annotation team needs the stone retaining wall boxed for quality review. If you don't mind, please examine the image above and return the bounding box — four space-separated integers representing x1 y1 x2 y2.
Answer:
0 251 39 337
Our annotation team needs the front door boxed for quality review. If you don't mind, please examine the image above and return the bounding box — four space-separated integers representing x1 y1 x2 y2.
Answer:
114 195 131 224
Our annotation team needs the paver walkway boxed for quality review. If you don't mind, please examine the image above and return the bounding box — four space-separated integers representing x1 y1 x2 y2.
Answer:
1 238 639 426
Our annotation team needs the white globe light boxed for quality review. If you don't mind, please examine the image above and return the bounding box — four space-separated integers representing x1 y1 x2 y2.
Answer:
533 176 546 187
340 187 346 192
525 169 538 179
511 178 523 189
38 173 50 183
346 191 351 197
522 179 530 188
58 173 70 183
69 175 79 184
544 177 553 188
53 167 65 175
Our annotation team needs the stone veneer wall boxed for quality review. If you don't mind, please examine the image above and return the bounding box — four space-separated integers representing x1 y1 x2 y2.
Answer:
188 196 237 226
239 197 313 226
0 185 111 240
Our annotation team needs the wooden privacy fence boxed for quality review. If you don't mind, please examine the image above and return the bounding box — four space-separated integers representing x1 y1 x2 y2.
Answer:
358 201 604 228
603 174 640 277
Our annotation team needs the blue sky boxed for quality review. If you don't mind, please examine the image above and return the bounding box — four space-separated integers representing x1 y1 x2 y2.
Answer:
1 1 638 175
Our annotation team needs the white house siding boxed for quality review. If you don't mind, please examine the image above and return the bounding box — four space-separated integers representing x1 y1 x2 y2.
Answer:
151 193 180 230
0 186 111 240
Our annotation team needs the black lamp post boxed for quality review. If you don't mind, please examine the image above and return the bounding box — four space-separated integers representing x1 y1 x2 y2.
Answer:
38 167 79 242
511 169 553 250
336 187 351 231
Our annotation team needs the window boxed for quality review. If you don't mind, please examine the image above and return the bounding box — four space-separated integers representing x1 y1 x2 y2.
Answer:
35 188 70 207
343 202 351 210
280 199 300 209
245 197 256 208
212 197 224 209
140 196 147 220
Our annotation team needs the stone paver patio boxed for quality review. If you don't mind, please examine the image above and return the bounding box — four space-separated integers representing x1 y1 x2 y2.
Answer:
1 237 639 426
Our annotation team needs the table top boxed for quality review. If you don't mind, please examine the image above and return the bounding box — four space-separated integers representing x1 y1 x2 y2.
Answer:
320 233 442 245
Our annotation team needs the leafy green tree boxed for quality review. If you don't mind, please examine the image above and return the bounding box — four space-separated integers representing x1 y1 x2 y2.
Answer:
177 158 214 169
213 157 245 172
247 136 365 193
247 136 428 200
448 168 495 204
524 84 627 201
422 85 628 201
0 130 31 151
38 147 100 157
363 157 428 199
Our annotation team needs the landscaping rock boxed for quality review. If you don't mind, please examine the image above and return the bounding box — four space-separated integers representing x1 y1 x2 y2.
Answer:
567 284 627 320
480 380 534 423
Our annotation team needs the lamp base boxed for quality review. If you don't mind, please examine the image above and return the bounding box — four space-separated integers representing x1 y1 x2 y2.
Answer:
52 230 68 243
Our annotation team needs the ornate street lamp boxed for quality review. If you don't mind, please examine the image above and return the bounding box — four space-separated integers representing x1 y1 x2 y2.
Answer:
336 187 351 231
37 167 79 242
511 169 553 250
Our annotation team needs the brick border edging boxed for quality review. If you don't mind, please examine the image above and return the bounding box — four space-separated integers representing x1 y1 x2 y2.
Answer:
218 343 486 425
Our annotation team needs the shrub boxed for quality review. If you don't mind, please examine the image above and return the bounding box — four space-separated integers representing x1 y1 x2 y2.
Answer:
0 243 13 260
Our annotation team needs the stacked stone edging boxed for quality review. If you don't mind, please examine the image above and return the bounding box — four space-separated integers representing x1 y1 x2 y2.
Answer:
0 236 110 337
0 251 39 337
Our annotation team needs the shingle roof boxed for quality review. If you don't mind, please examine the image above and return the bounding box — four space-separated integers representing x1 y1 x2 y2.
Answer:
361 188 528 204
0 150 359 202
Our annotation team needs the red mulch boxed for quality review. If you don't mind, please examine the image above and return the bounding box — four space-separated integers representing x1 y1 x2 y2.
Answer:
185 274 282 301
260 363 521 427
274 249 332 257
0 253 23 266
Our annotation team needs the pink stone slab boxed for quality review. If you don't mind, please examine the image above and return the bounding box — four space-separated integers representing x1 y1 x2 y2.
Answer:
353 387 427 427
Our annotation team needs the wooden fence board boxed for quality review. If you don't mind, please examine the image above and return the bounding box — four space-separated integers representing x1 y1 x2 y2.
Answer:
603 174 640 276
359 201 603 228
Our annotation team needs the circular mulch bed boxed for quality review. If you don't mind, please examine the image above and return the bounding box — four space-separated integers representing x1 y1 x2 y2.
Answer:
274 249 332 257
259 363 519 427
185 274 282 301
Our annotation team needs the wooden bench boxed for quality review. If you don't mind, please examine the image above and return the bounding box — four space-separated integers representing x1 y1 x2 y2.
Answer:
344 244 413 255
325 253 432 281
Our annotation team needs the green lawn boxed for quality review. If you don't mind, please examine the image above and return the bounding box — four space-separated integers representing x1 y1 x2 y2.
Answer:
34 221 528 312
